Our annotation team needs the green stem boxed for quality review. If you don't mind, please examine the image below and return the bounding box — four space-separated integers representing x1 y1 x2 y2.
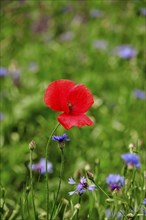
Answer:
50 148 64 220
45 123 60 220
23 184 30 218
92 180 110 198
76 195 81 220
1 186 5 212
120 210 128 219
29 149 37 220
25 193 30 219
20 198 24 220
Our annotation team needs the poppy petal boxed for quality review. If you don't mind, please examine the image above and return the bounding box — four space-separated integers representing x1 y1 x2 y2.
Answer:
44 79 75 112
68 84 94 113
58 113 94 130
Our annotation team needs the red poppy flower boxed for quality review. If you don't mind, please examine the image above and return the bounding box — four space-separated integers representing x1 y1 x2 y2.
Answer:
44 79 94 130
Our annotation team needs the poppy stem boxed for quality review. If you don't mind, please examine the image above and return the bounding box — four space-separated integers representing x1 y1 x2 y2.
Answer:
45 123 60 220
50 148 64 220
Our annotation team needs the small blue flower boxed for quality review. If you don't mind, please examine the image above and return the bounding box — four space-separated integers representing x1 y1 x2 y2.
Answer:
139 8 146 16
133 90 146 100
29 158 53 174
9 68 21 86
141 198 146 215
68 176 95 195
106 174 125 191
121 153 140 169
0 112 4 121
117 212 123 219
68 177 76 184
90 9 104 18
29 62 38 72
92 40 108 50
143 198 146 205
105 209 123 219
52 134 70 142
112 45 138 59
60 31 74 42
0 67 8 77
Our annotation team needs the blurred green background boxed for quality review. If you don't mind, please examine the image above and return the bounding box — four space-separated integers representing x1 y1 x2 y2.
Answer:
0 0 145 219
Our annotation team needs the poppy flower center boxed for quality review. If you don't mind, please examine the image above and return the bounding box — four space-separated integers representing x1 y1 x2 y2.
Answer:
68 102 73 112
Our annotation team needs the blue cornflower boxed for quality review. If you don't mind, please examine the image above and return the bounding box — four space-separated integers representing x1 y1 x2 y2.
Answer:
29 158 53 174
90 9 104 18
105 209 123 219
106 174 125 191
0 112 4 121
143 198 146 205
92 40 108 50
141 198 146 216
68 176 95 195
52 134 70 142
121 153 140 169
0 67 8 77
117 212 123 219
133 90 146 100
139 8 146 16
60 31 74 42
29 62 38 72
112 45 138 59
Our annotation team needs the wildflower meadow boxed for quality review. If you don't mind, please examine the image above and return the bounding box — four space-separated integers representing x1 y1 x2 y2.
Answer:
0 1 146 220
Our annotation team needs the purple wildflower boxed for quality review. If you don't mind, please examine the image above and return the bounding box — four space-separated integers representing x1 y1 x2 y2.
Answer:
112 45 138 59
139 8 146 16
28 62 38 72
68 177 76 184
32 16 49 33
143 198 146 205
9 69 21 87
0 67 8 77
90 9 104 18
0 112 4 121
118 213 123 219
68 176 95 195
92 40 108 50
60 5 73 13
121 153 140 169
105 209 123 219
141 198 146 215
52 134 70 142
59 31 74 42
106 174 125 191
133 90 146 100
105 209 112 219
29 158 53 174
